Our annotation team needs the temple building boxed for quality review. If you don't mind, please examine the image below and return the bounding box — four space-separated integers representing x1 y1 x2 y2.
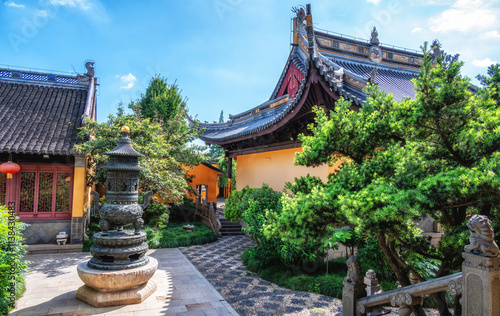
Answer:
192 5 423 191
0 62 97 245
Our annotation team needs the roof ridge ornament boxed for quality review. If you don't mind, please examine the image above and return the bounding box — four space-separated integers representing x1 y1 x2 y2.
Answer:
430 39 442 65
369 66 378 85
368 26 382 84
291 6 306 26
370 27 380 46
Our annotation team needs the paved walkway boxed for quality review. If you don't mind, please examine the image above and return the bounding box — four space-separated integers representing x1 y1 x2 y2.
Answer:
180 236 342 316
10 236 437 316
9 248 238 316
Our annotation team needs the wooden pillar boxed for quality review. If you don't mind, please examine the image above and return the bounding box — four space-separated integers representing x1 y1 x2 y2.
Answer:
71 155 86 244
226 157 233 196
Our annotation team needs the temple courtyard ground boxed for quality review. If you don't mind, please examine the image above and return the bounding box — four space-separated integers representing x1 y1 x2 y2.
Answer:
10 236 435 315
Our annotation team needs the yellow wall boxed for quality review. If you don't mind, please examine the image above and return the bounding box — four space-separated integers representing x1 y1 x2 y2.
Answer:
236 147 341 191
71 164 86 217
186 164 221 203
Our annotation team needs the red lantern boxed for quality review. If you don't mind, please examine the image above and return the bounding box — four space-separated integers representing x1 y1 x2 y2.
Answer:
0 161 21 179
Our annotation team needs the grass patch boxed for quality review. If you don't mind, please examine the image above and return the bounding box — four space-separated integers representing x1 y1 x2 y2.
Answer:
83 221 217 251
242 249 347 298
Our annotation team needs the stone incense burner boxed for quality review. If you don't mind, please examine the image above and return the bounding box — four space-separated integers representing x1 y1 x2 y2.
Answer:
76 126 157 307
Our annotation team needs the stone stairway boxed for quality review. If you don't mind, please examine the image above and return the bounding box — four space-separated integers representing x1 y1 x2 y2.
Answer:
219 219 245 236
216 198 245 236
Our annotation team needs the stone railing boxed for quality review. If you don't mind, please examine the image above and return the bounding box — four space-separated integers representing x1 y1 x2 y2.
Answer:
342 215 500 315
195 200 221 237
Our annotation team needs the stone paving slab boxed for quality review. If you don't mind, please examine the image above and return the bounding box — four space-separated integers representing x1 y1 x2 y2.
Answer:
9 248 238 316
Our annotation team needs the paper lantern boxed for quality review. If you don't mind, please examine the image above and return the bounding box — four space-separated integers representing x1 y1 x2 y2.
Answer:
0 161 21 179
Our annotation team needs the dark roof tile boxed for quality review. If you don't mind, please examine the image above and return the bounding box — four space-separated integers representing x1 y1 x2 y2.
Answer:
0 80 88 155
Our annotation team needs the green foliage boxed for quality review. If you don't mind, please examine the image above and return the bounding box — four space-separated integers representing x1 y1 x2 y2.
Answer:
228 185 322 270
0 206 28 315
207 111 226 162
242 249 347 298
217 157 236 193
145 202 170 230
130 76 185 123
224 184 280 222
75 76 206 203
285 175 323 195
477 63 500 105
144 222 217 248
84 221 216 251
263 41 500 299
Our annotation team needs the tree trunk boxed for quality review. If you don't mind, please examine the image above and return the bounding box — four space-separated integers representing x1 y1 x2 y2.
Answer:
376 233 427 316
376 233 411 286
431 291 452 316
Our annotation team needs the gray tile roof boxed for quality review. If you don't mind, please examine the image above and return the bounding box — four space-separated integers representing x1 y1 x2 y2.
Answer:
0 70 91 155
194 24 422 144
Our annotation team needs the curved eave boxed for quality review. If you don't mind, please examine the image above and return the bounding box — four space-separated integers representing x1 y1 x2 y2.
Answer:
199 59 345 146
198 76 308 145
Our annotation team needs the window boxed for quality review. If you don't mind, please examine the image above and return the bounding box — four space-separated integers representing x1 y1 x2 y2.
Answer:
17 165 72 220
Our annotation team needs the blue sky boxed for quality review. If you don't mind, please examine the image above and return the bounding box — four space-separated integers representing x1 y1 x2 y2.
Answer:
1 0 499 123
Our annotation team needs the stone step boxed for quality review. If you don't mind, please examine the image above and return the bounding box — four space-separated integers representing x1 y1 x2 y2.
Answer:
221 224 242 229
27 243 83 254
221 231 245 236
219 220 240 225
220 227 243 232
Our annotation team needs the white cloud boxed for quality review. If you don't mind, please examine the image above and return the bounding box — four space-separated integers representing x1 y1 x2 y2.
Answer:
482 30 500 39
411 27 423 33
49 0 108 22
5 1 25 8
117 73 137 90
431 0 498 33
412 0 454 5
50 0 91 10
472 58 497 67
37 10 48 17
366 0 382 5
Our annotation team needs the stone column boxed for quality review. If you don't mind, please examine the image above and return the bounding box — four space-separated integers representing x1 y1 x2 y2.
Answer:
462 253 500 315
462 214 500 316
343 256 366 316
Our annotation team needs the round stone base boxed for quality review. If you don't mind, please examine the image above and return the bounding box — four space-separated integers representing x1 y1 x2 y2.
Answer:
76 280 157 307
77 257 157 292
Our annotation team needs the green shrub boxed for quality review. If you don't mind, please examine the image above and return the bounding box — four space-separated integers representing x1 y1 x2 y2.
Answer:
83 220 217 251
0 206 29 315
168 198 196 222
227 185 321 268
243 249 346 298
143 201 170 228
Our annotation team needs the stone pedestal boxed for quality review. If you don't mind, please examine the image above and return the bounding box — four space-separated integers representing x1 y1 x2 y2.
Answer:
342 281 366 316
76 257 157 307
462 252 500 316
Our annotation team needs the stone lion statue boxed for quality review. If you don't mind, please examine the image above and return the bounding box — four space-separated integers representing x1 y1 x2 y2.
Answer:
464 215 499 257
345 255 363 285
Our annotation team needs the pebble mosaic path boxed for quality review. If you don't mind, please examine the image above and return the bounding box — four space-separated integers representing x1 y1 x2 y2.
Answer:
180 236 441 316
180 236 343 316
